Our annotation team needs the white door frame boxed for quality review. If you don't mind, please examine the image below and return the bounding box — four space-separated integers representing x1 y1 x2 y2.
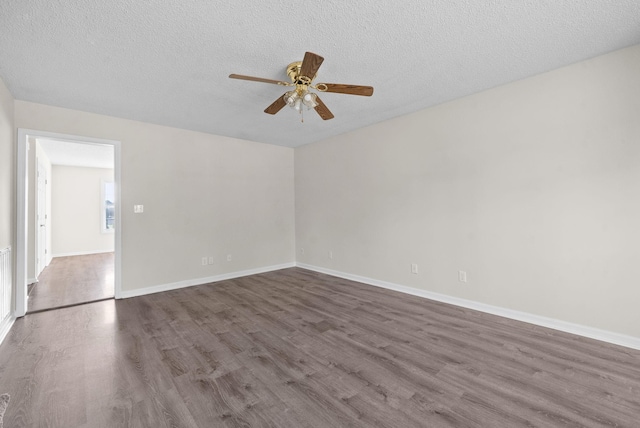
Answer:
15 129 122 317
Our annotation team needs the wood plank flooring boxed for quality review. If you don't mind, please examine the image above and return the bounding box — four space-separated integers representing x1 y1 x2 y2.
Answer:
2 267 639 427
27 253 114 313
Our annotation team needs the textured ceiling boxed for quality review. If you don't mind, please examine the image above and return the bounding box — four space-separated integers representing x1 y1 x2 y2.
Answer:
1 1 639 147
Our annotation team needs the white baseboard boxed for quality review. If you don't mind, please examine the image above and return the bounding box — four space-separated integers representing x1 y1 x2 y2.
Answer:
0 315 16 346
296 263 640 351
119 262 296 299
52 250 114 258
28 277 38 285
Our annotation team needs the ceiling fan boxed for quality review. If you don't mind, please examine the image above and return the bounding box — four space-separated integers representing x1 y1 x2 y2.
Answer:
229 52 374 121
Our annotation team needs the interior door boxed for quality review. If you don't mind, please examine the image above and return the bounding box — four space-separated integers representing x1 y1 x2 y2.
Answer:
36 159 47 276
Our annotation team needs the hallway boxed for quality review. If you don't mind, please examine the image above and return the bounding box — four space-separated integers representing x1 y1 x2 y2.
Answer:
27 252 114 313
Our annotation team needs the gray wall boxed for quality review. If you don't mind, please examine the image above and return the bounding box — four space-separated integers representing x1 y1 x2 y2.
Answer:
14 103 296 292
295 44 640 338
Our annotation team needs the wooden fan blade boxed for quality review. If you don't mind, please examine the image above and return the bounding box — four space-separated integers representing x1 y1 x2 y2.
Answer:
314 96 334 120
299 52 324 81
229 74 289 86
264 95 287 115
320 83 374 96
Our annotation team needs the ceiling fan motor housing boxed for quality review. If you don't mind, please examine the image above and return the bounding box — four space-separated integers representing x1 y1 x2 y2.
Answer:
286 61 313 85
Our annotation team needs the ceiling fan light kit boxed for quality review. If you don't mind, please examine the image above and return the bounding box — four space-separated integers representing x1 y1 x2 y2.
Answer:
229 52 374 122
284 90 318 110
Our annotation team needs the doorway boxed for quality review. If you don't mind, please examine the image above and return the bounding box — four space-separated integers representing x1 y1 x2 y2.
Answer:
16 129 121 317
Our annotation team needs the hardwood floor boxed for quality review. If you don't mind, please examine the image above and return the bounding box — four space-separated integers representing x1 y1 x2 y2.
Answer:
2 267 639 427
27 253 114 313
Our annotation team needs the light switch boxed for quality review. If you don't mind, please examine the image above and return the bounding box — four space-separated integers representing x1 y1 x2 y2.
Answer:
458 270 467 283
134 204 144 213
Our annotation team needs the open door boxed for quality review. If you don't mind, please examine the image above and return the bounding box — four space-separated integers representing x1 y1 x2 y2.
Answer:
36 158 48 276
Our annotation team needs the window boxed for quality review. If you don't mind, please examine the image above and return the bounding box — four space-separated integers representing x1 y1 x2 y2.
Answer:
102 181 115 233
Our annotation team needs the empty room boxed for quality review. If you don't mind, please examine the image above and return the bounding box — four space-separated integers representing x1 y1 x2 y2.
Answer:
0 1 639 427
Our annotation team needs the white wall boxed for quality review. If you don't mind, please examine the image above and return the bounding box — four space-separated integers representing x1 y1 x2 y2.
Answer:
0 77 14 325
0 77 15 343
0 78 13 252
14 103 295 292
295 44 640 339
51 165 114 256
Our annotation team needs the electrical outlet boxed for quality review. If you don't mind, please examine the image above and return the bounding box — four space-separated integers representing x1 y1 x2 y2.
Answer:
201 257 208 266
458 270 467 283
133 204 144 213
328 251 333 260
208 256 214 265
227 254 232 261
411 264 418 274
